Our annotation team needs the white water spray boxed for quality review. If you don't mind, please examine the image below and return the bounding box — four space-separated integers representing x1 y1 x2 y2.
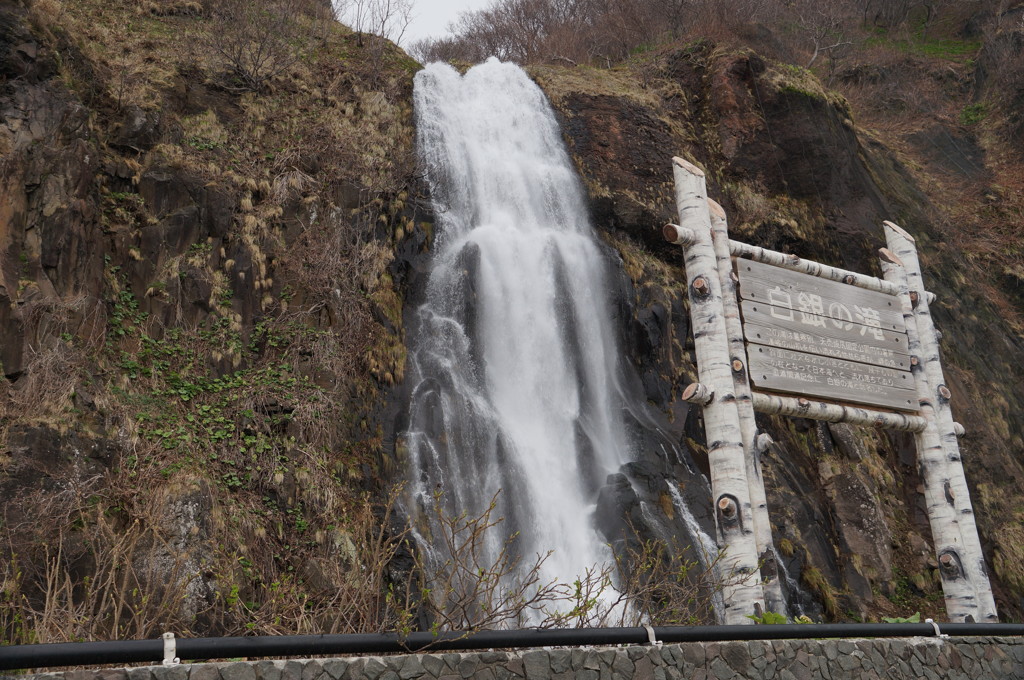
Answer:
405 59 636 609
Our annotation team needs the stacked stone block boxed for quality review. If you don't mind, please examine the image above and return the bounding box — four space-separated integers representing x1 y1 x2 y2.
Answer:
11 637 1024 680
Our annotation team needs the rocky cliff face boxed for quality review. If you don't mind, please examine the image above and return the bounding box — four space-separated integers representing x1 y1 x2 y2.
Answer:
531 42 1024 621
1 0 1022 641
0 0 422 639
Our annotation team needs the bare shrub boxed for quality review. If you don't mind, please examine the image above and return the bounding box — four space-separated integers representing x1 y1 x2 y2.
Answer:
408 491 736 631
609 536 733 626
788 0 855 74
410 0 807 67
1 477 200 644
344 0 414 46
981 12 1024 103
210 486 414 635
410 491 571 631
206 0 326 91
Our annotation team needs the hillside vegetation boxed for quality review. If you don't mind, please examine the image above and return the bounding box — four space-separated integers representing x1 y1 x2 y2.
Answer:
0 0 1023 646
1 0 421 641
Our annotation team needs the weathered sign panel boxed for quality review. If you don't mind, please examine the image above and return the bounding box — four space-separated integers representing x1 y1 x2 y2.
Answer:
737 259 905 333
740 300 910 370
747 344 918 411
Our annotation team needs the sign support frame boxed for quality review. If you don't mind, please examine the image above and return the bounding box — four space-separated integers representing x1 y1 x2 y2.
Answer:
708 199 788 616
669 156 998 624
882 227 998 622
672 157 766 625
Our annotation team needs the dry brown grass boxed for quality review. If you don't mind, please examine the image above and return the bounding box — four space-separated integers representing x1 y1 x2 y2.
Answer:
0 295 105 433
393 490 745 632
0 474 413 642
1 471 200 644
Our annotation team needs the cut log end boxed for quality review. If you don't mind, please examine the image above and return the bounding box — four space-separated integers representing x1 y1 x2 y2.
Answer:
663 223 697 245
672 156 705 177
883 220 915 242
937 385 952 401
718 496 738 521
707 198 726 219
692 276 710 296
938 551 964 579
682 382 714 405
878 247 904 267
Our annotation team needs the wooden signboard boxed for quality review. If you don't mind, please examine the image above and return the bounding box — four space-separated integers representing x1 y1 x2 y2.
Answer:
737 258 905 333
740 300 910 370
736 258 915 411
747 345 918 411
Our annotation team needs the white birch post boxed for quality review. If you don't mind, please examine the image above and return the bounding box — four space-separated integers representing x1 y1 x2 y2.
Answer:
749 392 927 433
707 199 787 616
879 248 989 622
673 157 765 624
882 224 998 623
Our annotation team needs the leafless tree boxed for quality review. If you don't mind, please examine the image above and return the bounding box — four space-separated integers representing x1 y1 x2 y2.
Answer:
342 0 414 46
788 0 853 70
207 0 321 91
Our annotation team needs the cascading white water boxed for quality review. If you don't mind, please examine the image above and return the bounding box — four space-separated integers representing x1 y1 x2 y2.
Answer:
667 482 728 619
405 59 636 613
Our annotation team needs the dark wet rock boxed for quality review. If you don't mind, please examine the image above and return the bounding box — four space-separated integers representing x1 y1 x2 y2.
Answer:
111 105 162 150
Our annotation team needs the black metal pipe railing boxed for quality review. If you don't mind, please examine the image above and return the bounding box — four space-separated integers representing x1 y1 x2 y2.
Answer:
4 623 1024 671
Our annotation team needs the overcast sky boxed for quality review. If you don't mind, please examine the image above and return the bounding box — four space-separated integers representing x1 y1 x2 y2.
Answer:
400 0 493 47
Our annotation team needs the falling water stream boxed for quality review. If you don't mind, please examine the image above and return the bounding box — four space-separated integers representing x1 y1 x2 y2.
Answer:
401 59 815 626
405 58 639 611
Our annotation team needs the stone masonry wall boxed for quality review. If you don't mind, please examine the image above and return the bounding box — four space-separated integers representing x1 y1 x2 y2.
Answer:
10 637 1024 680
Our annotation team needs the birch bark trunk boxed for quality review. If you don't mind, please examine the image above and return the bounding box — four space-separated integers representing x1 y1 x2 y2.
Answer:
707 199 787 616
882 225 998 622
879 247 992 622
749 393 927 432
673 157 765 624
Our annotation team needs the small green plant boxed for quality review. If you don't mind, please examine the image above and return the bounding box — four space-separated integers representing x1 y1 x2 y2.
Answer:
960 103 987 126
890 569 915 608
747 610 788 624
802 566 838 618
186 136 222 151
882 612 921 623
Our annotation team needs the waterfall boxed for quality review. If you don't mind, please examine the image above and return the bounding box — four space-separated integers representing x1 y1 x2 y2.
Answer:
405 59 636 621
667 482 727 620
